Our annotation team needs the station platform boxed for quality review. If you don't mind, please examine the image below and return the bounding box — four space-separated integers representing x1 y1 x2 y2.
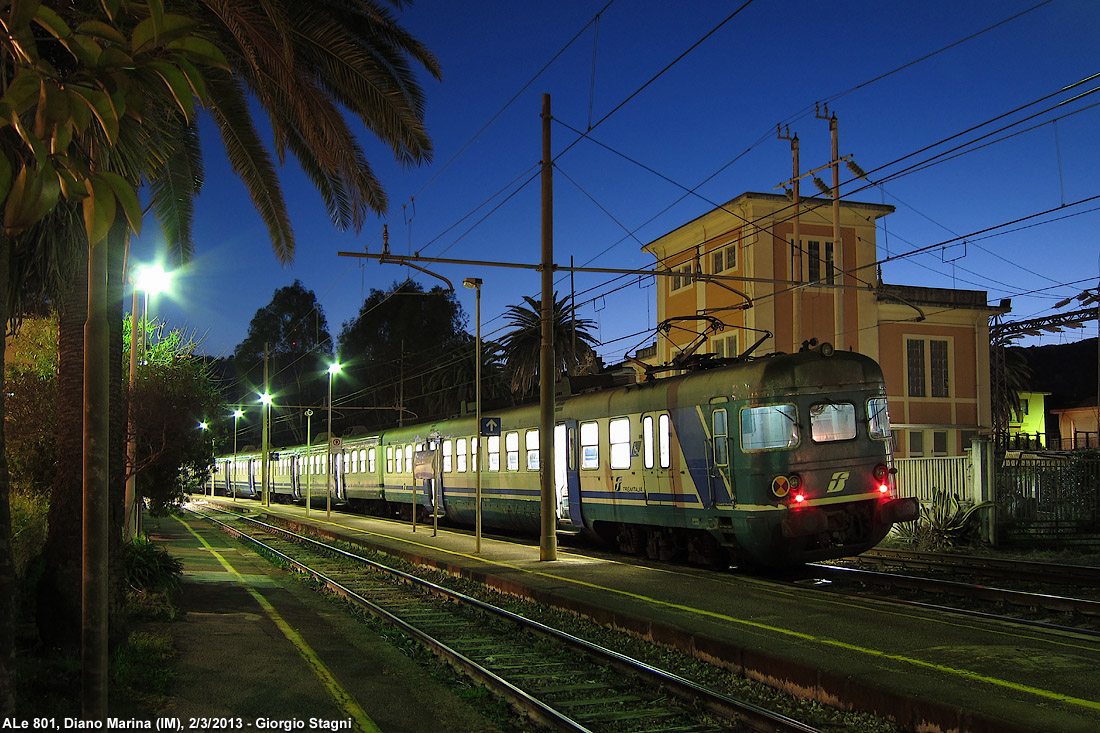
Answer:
142 511 507 733
186 497 1100 733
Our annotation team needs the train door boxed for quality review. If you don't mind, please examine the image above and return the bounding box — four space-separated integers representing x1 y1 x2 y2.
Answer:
708 407 734 508
639 413 673 505
554 421 583 526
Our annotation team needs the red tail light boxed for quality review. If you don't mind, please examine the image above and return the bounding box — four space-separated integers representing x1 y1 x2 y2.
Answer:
793 492 806 504
878 483 890 494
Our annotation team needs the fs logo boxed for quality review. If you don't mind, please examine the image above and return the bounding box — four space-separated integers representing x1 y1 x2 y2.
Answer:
825 471 850 493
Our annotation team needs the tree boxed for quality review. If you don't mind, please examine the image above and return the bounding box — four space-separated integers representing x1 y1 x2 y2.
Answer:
338 280 467 426
8 0 438 715
129 328 222 515
498 293 600 395
232 281 332 444
1 3 231 712
422 336 511 418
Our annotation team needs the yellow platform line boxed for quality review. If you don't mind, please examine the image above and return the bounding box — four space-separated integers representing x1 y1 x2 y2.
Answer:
175 515 380 733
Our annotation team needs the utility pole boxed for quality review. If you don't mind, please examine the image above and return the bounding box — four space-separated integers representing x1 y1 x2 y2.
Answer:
540 93 557 562
778 125 801 350
817 103 844 350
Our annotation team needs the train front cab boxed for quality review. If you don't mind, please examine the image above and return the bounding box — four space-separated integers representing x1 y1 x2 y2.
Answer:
729 375 918 565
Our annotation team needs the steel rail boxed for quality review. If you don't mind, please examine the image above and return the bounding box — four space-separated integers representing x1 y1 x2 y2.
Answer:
857 547 1100 586
193 504 826 733
814 564 1100 617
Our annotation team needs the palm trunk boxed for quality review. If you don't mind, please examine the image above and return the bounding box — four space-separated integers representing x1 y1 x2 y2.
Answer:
0 232 16 715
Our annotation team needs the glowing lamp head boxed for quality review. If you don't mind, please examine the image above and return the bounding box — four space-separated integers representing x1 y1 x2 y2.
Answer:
793 492 806 504
878 483 890 494
232 409 244 419
135 264 172 295
259 393 273 406
328 362 342 376
198 421 209 430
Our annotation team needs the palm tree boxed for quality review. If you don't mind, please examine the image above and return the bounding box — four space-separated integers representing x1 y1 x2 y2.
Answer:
499 293 601 395
29 0 441 704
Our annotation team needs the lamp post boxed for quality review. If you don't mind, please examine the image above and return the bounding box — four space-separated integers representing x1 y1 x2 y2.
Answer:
463 277 483 552
125 264 172 539
231 409 243 501
327 362 342 520
260 392 272 505
304 408 313 516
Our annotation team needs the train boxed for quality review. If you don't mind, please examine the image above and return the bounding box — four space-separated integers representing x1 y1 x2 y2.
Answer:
210 343 918 567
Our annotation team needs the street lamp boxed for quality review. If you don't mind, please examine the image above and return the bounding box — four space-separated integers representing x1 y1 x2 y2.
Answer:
125 264 172 540
304 408 314 516
260 392 273 505
463 277 483 552
198 422 212 497
326 362 342 520
231 409 243 501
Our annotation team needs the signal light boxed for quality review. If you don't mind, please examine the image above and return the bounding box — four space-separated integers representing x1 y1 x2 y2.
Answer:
878 484 889 494
793 493 806 504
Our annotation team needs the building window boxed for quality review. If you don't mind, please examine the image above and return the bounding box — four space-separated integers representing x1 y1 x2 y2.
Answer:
932 430 949 455
790 238 835 284
908 430 924 457
712 243 737 273
906 337 950 398
670 262 693 291
711 333 739 359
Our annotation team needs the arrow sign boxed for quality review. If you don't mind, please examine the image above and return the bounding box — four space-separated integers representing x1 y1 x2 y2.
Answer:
480 417 501 437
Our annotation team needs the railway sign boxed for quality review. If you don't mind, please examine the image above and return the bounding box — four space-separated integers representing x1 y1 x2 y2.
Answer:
480 417 501 437
328 437 343 454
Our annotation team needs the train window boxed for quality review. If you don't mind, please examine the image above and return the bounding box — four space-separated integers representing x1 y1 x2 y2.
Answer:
658 414 671 468
472 437 479 471
712 409 729 466
386 446 394 473
487 436 500 471
368 447 376 474
867 398 891 439
810 403 856 442
740 405 799 451
580 421 599 469
457 438 468 472
609 418 631 469
405 445 414 473
443 440 453 473
642 416 654 469
505 431 520 471
525 429 540 470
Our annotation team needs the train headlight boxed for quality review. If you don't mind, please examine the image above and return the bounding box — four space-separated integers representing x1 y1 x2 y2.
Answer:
787 473 801 489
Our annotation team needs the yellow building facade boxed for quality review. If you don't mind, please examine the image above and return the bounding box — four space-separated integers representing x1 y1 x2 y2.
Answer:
641 192 1006 457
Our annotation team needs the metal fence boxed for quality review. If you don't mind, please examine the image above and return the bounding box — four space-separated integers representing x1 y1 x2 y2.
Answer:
995 455 1100 524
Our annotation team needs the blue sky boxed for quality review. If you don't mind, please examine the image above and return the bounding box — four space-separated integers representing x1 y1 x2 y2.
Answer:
130 0 1100 363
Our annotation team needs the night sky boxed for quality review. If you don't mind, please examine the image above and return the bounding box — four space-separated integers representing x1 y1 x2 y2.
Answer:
129 0 1100 364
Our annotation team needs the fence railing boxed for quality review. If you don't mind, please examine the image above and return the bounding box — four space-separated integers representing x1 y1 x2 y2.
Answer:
894 455 972 505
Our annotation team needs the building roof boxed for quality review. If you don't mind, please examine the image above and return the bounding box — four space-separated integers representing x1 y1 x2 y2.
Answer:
877 283 1006 312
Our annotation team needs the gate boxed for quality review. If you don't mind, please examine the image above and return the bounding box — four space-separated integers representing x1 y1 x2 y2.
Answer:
996 454 1100 545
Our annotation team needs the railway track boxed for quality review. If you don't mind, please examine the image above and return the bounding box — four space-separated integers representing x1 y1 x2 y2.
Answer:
805 562 1100 637
186 504 831 733
855 547 1100 586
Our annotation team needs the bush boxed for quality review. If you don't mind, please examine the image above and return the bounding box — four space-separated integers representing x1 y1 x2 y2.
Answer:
123 537 183 594
10 489 48 579
892 490 995 551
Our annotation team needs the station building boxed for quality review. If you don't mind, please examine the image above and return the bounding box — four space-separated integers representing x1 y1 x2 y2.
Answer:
640 191 1007 458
